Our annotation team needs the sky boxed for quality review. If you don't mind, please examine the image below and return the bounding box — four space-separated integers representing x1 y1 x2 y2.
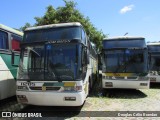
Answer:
0 0 160 42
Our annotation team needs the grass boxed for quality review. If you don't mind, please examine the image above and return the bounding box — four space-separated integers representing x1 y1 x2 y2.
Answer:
83 81 160 111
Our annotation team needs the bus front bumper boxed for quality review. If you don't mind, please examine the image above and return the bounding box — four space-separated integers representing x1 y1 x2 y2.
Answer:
102 79 150 89
149 75 160 83
16 91 85 106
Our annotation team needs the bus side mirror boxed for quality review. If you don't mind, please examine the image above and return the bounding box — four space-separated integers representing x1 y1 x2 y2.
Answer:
82 47 89 65
148 52 151 64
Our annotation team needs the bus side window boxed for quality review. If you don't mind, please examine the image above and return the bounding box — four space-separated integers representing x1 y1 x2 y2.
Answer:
0 30 8 49
11 34 22 66
11 34 22 51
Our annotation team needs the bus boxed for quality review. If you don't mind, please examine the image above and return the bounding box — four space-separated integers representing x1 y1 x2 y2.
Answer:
0 24 23 100
147 42 160 83
101 36 149 89
16 22 98 106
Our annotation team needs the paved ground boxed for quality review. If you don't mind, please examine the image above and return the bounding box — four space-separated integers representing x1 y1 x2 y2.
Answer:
0 82 160 119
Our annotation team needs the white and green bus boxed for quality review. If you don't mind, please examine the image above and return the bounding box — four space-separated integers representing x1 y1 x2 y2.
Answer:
101 36 150 89
147 42 160 83
16 22 98 106
0 24 23 100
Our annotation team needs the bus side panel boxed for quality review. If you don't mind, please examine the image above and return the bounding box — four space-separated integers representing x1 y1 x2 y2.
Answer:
102 79 150 89
149 74 160 83
0 55 16 100
16 81 86 106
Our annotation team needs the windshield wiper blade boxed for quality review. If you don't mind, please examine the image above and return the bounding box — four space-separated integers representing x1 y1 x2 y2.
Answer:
30 48 40 57
115 64 125 73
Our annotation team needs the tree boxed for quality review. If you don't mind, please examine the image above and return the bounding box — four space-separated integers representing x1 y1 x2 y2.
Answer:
20 23 32 31
21 0 107 50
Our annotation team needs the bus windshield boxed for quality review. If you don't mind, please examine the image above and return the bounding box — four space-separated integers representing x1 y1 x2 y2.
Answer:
18 44 82 81
150 54 160 72
148 45 160 72
103 49 148 73
24 26 81 42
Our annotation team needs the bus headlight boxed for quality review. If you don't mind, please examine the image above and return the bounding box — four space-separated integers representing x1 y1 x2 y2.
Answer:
63 85 82 92
17 86 29 91
75 86 82 92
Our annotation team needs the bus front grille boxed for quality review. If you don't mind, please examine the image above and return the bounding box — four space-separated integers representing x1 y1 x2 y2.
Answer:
109 76 138 80
127 77 137 79
29 86 61 91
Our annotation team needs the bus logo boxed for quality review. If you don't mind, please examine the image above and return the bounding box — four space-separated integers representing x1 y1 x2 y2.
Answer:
2 112 11 117
46 44 52 50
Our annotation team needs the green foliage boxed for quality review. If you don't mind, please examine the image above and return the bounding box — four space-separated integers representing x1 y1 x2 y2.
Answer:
20 23 32 31
21 0 107 50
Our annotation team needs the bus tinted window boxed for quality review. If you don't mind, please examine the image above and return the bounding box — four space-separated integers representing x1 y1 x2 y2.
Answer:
11 34 22 51
103 39 146 49
0 31 8 49
24 26 81 42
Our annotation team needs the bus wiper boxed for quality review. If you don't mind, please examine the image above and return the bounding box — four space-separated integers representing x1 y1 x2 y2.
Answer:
29 48 40 57
115 60 130 73
115 64 124 73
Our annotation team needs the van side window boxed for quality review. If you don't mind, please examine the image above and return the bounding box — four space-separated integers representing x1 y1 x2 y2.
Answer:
0 30 8 49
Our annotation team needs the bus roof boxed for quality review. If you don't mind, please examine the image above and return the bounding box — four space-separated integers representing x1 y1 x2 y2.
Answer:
25 22 82 31
102 36 146 49
0 24 23 36
103 36 145 41
147 42 160 46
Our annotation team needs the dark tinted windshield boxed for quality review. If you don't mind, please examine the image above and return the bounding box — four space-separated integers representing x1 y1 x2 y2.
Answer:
148 45 160 72
18 44 82 81
46 44 78 81
150 55 160 71
148 45 160 52
103 49 148 73
24 26 81 42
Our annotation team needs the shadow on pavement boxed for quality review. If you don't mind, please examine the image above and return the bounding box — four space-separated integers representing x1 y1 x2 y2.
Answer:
0 96 17 108
101 89 147 99
19 104 83 118
150 82 160 89
88 79 147 99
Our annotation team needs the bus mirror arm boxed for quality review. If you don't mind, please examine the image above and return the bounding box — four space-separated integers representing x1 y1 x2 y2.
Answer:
148 52 151 64
82 47 89 65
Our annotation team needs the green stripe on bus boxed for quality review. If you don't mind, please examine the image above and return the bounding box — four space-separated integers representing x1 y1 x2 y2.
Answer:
0 53 19 79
